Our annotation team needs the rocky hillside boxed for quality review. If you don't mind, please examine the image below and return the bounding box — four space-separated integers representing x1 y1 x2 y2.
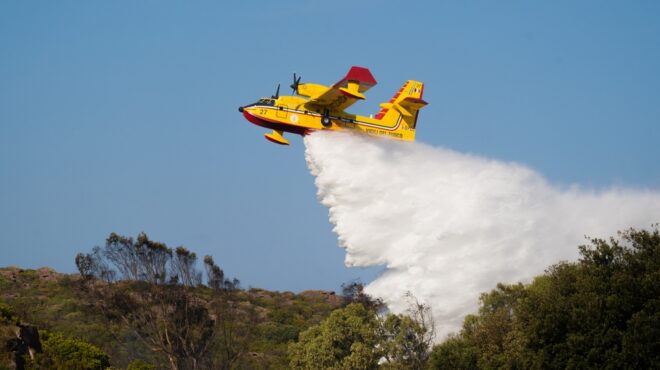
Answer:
0 266 345 369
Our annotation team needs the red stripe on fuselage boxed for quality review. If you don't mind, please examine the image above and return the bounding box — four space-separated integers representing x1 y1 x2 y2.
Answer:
242 110 309 136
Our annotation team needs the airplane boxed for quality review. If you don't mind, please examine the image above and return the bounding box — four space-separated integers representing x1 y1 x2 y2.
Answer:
238 66 427 145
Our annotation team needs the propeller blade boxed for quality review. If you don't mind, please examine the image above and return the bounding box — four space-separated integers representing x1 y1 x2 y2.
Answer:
290 73 296 92
290 72 302 94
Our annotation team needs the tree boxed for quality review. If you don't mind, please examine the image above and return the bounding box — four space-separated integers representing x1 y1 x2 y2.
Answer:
36 331 111 370
427 335 478 370
428 226 660 369
203 255 240 291
341 280 384 311
134 233 172 284
75 232 172 284
289 303 381 370
126 359 157 370
103 232 143 281
75 233 241 369
171 247 201 287
379 293 435 369
209 293 258 370
517 227 660 369
204 255 225 290
289 297 436 370
74 253 95 281
75 247 115 282
90 282 214 370
76 232 241 291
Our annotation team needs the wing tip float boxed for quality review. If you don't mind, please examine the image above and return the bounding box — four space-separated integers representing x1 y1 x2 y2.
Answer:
264 130 290 145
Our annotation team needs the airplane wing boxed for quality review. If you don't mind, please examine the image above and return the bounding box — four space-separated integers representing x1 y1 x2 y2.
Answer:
302 66 377 112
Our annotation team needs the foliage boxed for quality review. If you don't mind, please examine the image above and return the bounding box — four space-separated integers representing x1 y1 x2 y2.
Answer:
289 303 381 370
36 331 111 370
171 246 201 286
377 293 435 369
0 265 341 369
126 359 157 370
427 335 477 370
206 290 260 370
0 303 16 325
5 226 659 369
260 322 300 343
429 226 660 369
82 281 215 370
289 297 435 370
341 280 384 311
75 233 248 369
380 317 429 368
5 226 658 368
204 255 239 291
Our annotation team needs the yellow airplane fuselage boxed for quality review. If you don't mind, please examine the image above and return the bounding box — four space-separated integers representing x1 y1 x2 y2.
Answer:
240 95 414 145
239 67 427 145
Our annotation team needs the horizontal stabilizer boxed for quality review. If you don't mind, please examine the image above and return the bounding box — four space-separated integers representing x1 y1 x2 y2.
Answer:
393 102 412 117
399 96 428 110
380 96 428 117
395 97 428 117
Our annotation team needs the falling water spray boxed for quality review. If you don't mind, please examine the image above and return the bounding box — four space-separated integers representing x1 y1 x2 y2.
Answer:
304 131 660 338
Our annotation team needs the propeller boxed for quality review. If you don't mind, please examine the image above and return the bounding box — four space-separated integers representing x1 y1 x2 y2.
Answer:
290 73 302 94
271 83 280 99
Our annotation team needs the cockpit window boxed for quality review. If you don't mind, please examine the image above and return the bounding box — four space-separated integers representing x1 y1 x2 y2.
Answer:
246 98 276 108
257 98 276 106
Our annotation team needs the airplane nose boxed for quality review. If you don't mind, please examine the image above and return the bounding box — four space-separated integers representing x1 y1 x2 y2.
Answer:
238 106 244 112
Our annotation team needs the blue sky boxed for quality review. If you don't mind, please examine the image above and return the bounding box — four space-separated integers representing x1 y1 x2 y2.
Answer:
1 1 659 292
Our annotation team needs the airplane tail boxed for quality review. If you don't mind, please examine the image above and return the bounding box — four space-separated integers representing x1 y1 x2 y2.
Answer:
374 80 428 141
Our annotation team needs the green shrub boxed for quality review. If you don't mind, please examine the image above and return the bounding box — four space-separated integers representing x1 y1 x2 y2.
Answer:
39 331 111 370
126 359 156 370
0 302 16 324
260 322 300 343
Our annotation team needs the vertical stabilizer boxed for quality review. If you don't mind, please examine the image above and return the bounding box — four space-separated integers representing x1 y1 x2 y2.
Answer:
374 80 427 141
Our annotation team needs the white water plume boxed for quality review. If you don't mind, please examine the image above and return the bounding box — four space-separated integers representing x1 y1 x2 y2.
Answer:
304 131 660 339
